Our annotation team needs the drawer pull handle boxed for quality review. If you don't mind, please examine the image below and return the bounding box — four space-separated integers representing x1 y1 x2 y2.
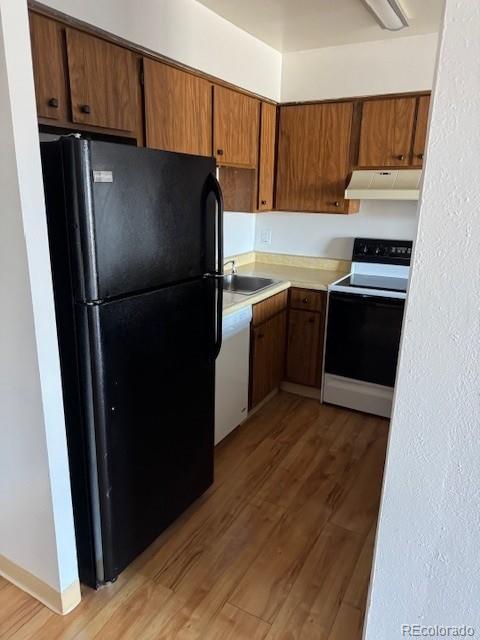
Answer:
397 154 405 161
302 297 309 304
80 104 91 114
48 97 59 108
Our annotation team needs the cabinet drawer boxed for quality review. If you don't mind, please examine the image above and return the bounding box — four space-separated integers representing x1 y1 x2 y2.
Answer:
289 288 325 312
252 290 288 326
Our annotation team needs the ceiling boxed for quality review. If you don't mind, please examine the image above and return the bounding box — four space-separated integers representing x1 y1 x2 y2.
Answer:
196 0 444 52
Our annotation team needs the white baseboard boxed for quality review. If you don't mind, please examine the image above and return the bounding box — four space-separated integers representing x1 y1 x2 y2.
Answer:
0 554 81 614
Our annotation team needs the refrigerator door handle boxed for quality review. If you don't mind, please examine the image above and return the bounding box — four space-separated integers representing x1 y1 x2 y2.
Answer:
211 173 224 359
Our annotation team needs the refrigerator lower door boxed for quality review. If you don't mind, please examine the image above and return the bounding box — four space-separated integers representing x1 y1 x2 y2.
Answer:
79 277 215 584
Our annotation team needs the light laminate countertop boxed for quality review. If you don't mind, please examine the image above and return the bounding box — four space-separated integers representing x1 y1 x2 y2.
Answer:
222 262 347 316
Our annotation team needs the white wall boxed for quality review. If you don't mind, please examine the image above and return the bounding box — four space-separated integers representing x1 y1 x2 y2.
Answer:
365 1 480 637
281 33 438 103
224 212 256 257
254 201 418 260
0 0 79 602
41 0 282 101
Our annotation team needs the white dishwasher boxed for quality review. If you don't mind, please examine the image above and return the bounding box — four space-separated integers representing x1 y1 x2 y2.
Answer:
215 305 252 445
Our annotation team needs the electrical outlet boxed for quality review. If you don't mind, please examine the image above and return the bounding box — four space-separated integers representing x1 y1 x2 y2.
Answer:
260 228 272 245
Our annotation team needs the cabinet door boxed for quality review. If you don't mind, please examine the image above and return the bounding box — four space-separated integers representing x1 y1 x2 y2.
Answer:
250 311 287 409
276 102 355 213
66 29 138 132
286 309 324 387
213 86 260 167
144 60 212 157
357 97 416 167
412 95 431 167
257 102 277 210
29 13 69 121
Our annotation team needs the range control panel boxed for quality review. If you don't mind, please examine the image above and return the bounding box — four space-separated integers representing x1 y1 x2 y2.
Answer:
352 238 413 266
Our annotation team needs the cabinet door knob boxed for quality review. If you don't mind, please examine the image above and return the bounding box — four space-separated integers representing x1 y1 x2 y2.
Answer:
334 201 340 207
217 149 224 156
302 297 309 304
397 154 405 161
261 200 267 206
48 97 59 108
418 153 424 160
80 104 91 114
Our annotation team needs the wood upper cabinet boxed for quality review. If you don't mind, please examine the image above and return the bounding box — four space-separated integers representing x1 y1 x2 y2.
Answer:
250 311 287 409
412 95 431 167
66 29 138 132
275 102 358 214
144 59 212 157
213 85 260 168
257 102 277 210
29 13 69 121
357 97 416 167
285 289 326 388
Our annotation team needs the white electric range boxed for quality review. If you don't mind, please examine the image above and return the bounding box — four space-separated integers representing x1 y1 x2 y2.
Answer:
322 238 412 418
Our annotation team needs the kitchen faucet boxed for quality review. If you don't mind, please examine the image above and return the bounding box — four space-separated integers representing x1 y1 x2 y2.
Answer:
224 259 237 275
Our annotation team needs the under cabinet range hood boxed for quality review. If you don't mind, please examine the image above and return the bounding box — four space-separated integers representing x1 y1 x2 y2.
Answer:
345 169 422 200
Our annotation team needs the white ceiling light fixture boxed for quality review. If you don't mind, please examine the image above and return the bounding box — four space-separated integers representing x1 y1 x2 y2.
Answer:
361 0 410 31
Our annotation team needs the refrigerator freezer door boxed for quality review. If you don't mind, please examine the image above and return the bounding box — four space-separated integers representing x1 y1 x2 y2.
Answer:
62 139 217 301
80 278 215 583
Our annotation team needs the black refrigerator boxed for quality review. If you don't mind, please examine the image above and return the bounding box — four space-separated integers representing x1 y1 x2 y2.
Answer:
40 138 223 588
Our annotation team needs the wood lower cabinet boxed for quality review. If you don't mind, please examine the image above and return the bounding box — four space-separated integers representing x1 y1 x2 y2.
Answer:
357 97 416 168
214 85 260 168
250 291 288 409
66 29 138 132
412 95 431 167
275 102 358 214
144 60 212 157
250 311 287 409
285 289 327 388
29 13 69 121
257 102 277 210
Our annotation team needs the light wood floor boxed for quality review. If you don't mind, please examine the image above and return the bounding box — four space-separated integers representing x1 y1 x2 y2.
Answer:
1 392 388 640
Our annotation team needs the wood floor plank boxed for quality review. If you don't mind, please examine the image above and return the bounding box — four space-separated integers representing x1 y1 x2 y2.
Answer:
265 523 362 640
0 393 387 640
206 603 271 640
230 405 385 624
83 580 173 640
0 583 44 639
30 573 148 640
229 509 318 624
330 437 388 536
215 392 302 484
143 478 251 589
144 501 283 639
327 603 364 640
344 525 376 610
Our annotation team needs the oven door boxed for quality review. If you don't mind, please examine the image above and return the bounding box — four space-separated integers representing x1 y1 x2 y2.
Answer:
325 291 405 387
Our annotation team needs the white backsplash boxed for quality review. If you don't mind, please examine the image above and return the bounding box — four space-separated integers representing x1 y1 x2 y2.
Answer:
224 200 419 261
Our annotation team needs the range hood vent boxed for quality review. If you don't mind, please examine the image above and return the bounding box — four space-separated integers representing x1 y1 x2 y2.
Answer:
345 169 422 200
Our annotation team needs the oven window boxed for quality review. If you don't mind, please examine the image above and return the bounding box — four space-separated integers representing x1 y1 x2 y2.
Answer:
325 292 405 387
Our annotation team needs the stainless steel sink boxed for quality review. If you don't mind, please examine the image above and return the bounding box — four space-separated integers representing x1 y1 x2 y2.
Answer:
223 274 276 295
